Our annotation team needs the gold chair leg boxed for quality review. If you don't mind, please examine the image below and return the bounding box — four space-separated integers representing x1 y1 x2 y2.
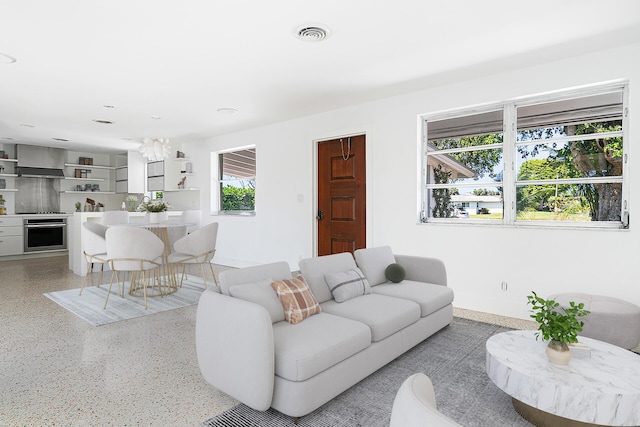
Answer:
179 264 187 287
208 262 218 285
104 270 118 309
142 270 148 309
200 263 208 288
79 261 92 295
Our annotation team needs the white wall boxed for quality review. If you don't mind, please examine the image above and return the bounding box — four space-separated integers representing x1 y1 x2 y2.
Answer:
185 40 640 320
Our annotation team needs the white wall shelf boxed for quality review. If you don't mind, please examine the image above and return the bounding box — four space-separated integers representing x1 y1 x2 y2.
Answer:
64 163 115 170
0 188 18 192
0 173 18 178
61 191 116 195
0 158 18 163
64 177 105 182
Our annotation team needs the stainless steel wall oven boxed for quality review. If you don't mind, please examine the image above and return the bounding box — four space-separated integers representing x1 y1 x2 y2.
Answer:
23 217 67 252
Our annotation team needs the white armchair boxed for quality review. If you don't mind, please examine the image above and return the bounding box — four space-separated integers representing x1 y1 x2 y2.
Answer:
105 226 164 309
79 222 109 295
390 373 462 427
168 222 218 288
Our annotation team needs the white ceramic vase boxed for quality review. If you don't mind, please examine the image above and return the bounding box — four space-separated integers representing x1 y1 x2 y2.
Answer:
147 212 167 223
546 340 571 365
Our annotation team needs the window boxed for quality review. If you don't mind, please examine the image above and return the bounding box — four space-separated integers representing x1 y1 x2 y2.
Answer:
217 147 256 214
421 82 628 228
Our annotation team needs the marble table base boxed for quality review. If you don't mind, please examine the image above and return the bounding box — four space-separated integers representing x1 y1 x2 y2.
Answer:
513 398 612 427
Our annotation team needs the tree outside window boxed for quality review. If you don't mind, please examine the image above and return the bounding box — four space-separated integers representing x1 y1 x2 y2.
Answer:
422 83 627 228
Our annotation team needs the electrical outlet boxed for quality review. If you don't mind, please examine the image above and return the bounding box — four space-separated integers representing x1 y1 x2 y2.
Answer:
501 281 508 291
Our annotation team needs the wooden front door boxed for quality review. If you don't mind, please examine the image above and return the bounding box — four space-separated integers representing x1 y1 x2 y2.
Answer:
317 134 366 256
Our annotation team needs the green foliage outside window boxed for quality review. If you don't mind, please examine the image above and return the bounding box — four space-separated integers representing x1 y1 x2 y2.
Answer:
221 186 255 211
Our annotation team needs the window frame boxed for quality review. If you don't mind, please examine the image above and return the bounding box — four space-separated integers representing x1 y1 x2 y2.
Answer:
419 81 629 229
212 145 256 216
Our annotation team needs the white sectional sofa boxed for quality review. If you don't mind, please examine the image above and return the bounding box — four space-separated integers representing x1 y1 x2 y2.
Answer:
195 246 454 419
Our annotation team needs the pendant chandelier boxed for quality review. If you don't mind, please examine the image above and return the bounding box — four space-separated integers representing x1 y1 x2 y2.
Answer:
139 137 171 161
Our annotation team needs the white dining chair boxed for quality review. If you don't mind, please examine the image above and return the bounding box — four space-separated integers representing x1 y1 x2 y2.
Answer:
79 222 109 295
168 222 218 288
100 210 129 226
104 226 164 309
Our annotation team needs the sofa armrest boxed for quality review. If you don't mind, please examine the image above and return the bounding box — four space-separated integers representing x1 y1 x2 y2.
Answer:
196 289 275 411
394 254 447 287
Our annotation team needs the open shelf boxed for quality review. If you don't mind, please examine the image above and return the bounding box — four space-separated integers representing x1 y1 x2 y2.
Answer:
61 191 116 195
65 163 115 170
65 177 105 182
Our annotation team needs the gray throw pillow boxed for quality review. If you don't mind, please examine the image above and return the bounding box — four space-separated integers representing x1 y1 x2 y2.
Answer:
324 268 372 303
228 279 286 323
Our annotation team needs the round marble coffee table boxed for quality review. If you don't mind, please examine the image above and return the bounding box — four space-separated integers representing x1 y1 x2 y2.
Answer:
486 330 640 426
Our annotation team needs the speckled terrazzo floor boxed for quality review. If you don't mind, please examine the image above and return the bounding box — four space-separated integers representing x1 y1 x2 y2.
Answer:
0 255 238 427
1 255 536 426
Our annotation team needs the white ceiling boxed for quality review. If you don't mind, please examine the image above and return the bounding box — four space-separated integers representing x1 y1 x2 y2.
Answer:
1 0 639 154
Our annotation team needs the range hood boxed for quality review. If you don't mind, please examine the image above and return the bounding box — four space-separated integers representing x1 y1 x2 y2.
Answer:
16 145 66 179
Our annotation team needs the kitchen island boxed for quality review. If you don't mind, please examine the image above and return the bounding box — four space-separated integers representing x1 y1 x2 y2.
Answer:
68 211 184 276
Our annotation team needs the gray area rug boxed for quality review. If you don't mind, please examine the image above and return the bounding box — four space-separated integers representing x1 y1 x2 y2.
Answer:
44 275 206 326
201 317 532 427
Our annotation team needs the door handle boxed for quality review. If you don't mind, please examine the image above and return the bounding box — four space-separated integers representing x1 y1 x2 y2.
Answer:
317 210 324 221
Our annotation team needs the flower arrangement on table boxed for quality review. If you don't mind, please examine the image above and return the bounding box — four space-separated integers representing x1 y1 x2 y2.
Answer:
136 200 171 212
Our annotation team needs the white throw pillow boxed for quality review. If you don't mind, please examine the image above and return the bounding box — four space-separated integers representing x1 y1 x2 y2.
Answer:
324 268 372 303
354 246 396 286
228 279 286 323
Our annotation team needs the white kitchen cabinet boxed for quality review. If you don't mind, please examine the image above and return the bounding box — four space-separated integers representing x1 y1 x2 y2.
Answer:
0 216 23 255
115 151 145 194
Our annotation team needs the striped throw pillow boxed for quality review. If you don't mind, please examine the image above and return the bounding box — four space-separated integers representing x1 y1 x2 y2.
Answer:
324 268 372 303
271 275 321 324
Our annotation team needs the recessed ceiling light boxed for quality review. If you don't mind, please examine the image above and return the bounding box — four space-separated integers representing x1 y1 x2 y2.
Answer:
151 116 162 120
295 24 330 42
103 105 115 109
93 119 114 124
217 108 239 115
52 138 69 142
0 53 17 64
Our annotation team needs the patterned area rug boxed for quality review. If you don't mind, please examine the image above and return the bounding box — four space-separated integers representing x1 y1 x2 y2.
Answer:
44 275 206 326
201 317 532 427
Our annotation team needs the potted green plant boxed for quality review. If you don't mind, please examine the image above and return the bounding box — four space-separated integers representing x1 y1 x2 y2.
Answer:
136 199 171 223
527 291 590 364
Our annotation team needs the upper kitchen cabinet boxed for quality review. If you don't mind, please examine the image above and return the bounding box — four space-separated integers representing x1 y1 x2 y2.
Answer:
147 160 164 192
62 151 115 194
115 151 145 194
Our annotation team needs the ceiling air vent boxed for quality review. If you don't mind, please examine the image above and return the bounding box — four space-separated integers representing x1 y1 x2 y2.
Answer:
93 119 114 125
296 25 329 42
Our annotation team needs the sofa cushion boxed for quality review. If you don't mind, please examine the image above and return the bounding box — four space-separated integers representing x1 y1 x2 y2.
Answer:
272 313 372 382
299 252 358 303
385 263 406 283
271 275 322 325
228 279 285 323
354 246 396 286
321 294 420 342
372 280 454 317
324 268 372 302
219 261 292 295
